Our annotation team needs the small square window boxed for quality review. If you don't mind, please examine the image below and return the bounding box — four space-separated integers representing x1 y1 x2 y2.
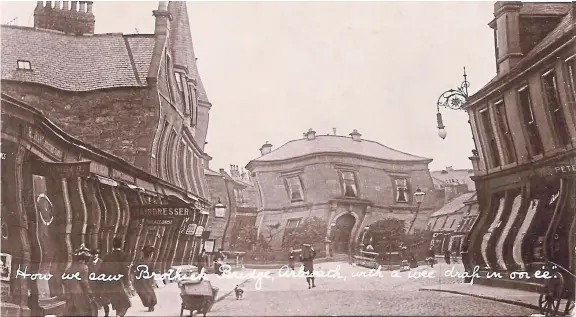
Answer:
17 60 31 70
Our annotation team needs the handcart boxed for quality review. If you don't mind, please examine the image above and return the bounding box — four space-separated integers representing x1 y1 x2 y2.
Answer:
537 261 574 317
179 278 219 317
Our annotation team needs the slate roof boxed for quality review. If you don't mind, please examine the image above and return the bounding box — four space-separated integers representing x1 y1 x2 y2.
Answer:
430 192 477 217
469 8 573 103
1 25 155 91
519 3 570 16
252 135 431 163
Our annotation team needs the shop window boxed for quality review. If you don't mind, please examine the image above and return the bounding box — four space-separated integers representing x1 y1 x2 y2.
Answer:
542 70 571 147
394 178 409 203
518 86 543 155
479 107 501 168
494 100 516 164
284 176 304 202
340 171 358 197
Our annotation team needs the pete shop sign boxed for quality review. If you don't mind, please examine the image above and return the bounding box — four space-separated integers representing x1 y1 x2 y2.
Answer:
554 164 576 175
132 205 195 219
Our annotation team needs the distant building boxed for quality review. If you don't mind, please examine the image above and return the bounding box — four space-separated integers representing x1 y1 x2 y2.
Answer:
204 164 258 252
431 166 475 192
427 192 478 255
463 1 576 292
245 129 438 254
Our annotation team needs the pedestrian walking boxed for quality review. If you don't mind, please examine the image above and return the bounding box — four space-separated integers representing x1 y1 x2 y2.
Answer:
444 249 451 265
64 244 97 317
196 249 209 276
100 237 132 317
132 246 157 312
214 249 226 276
426 246 435 268
89 249 110 317
288 247 296 270
300 244 316 289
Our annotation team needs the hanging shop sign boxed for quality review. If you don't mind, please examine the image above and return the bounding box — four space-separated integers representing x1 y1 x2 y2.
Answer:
194 225 204 237
131 204 196 218
554 164 576 175
185 223 197 235
31 160 91 179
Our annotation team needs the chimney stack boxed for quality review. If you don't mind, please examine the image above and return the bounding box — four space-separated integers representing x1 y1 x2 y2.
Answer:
259 142 272 156
230 165 240 178
34 1 95 35
491 1 523 73
219 168 226 175
305 129 316 140
350 129 362 141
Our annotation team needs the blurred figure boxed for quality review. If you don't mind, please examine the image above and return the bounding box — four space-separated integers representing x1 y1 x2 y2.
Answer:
426 246 435 268
300 244 316 289
100 237 132 317
444 249 451 265
214 249 226 276
288 247 296 270
132 246 157 312
89 249 110 317
196 249 209 275
64 244 97 316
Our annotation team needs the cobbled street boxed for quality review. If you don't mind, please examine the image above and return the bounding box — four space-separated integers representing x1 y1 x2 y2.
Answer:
106 262 539 316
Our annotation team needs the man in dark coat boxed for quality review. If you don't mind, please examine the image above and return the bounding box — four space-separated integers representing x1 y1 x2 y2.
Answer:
444 249 451 265
196 249 209 275
132 246 157 312
89 249 110 317
100 237 132 317
426 246 435 268
214 249 226 276
64 244 97 316
300 244 316 289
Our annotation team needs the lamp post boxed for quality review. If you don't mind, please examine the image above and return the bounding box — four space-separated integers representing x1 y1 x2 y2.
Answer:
435 67 479 159
216 198 230 251
407 187 426 234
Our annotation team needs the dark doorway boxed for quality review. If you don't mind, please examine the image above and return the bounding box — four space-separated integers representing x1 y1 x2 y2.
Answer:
333 214 356 254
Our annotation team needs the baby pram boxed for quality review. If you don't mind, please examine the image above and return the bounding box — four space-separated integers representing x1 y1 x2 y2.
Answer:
179 278 219 317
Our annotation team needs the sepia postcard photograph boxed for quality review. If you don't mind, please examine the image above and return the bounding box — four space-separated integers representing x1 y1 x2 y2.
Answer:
0 0 575 316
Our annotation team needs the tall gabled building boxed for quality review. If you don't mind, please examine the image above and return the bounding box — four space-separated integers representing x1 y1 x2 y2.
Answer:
462 1 576 293
1 2 214 315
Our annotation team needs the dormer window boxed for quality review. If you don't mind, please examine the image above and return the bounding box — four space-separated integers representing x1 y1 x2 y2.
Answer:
284 176 304 202
394 178 409 203
17 60 31 70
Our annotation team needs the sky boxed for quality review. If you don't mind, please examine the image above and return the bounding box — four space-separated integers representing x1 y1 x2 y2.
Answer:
1 1 496 173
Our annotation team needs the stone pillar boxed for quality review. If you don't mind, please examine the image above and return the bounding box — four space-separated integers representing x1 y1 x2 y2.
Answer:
325 202 338 257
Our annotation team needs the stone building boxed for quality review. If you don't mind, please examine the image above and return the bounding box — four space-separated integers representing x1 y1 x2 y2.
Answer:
431 166 476 192
462 1 576 292
203 164 258 252
1 2 213 315
245 129 437 254
427 192 478 255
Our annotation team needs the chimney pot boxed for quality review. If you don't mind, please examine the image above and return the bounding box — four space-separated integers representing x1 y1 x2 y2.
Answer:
37 1 43 8
306 129 316 140
86 1 92 12
79 1 86 12
350 129 362 141
70 1 77 11
54 1 61 9
46 1 52 8
260 142 273 156
62 1 69 10
219 168 225 174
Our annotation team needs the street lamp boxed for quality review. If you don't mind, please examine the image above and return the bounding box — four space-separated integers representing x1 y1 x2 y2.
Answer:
214 199 226 218
436 67 470 140
407 187 426 234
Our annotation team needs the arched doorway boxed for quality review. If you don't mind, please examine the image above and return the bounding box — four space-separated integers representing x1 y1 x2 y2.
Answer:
333 214 356 254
